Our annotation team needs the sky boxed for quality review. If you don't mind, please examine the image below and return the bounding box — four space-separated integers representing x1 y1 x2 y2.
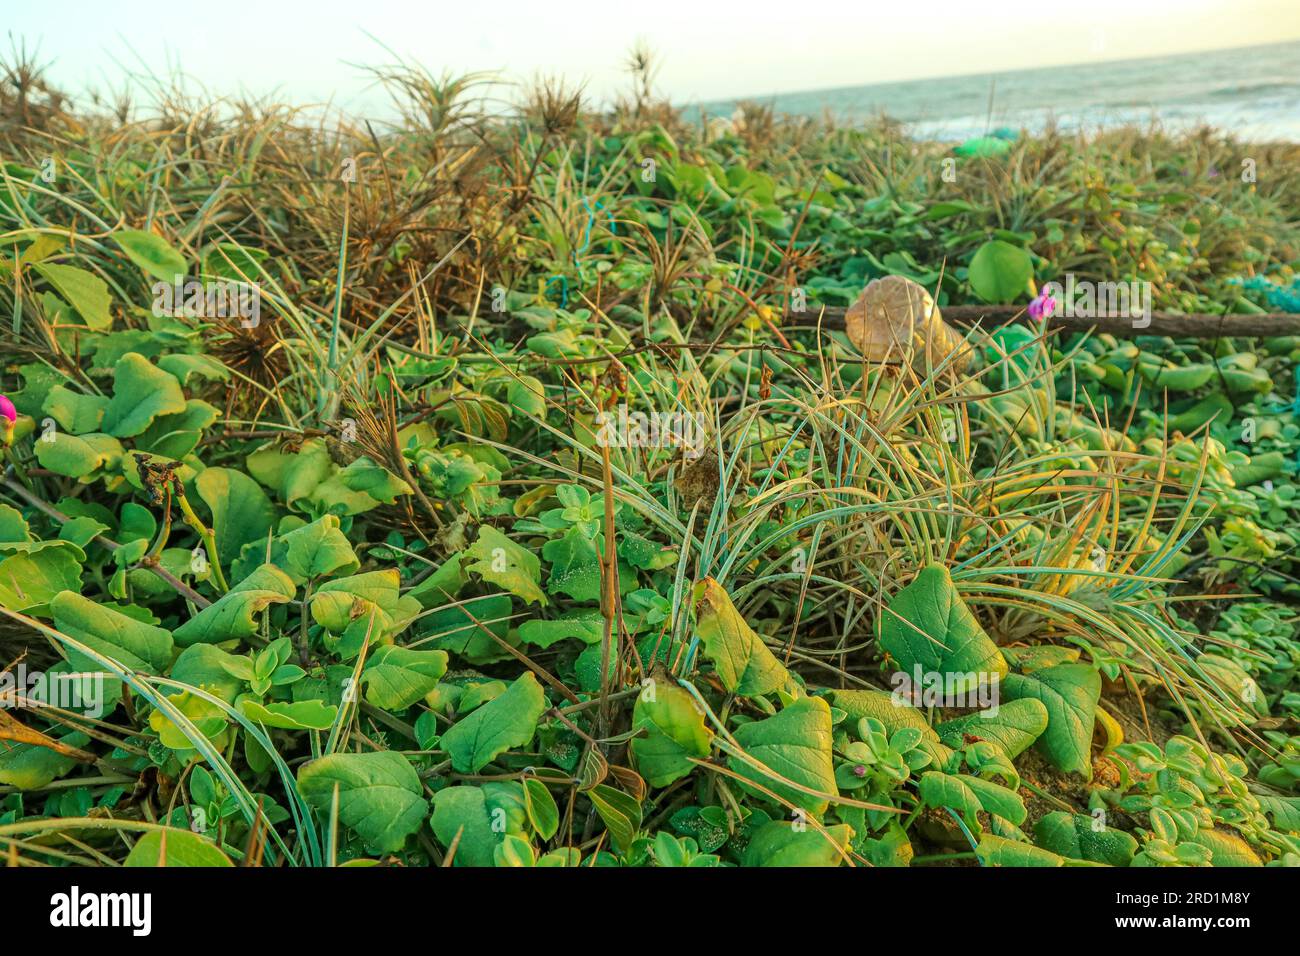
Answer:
6 0 1299 113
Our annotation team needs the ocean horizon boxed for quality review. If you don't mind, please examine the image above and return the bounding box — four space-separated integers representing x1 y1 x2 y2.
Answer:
694 39 1300 141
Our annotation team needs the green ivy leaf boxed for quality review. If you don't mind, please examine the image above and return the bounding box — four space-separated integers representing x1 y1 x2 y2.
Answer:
101 353 187 438
1002 663 1101 778
878 564 1007 692
297 751 428 854
730 695 837 818
935 697 1049 758
51 591 173 673
741 821 853 866
466 526 546 606
441 671 546 773
693 577 790 697
361 645 449 710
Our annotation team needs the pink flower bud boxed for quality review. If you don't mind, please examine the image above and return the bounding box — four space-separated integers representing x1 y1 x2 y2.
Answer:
1027 291 1057 321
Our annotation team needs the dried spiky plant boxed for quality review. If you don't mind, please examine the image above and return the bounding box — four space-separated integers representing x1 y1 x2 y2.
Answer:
521 75 584 138
0 38 69 135
624 40 659 115
338 373 445 542
210 316 288 420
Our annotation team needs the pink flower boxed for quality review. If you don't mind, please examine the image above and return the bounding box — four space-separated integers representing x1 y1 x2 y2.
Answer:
1027 290 1057 321
0 395 15 425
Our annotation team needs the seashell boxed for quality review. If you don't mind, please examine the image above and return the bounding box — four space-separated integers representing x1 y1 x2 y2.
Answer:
844 275 971 372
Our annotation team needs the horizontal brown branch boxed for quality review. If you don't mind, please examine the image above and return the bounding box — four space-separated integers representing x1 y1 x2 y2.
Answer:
785 305 1300 338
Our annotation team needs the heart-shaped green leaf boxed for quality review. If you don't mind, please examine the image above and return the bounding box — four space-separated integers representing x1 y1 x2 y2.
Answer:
878 564 1007 692
41 386 108 435
440 671 546 773
630 672 714 787
1002 663 1101 778
101 353 187 438
297 751 428 854
361 645 449 710
51 591 173 673
741 821 853 867
730 695 837 818
935 697 1049 758
1034 811 1138 866
34 432 123 478
276 515 359 584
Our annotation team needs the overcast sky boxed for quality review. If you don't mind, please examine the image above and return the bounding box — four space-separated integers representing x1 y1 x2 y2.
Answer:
7 0 1298 112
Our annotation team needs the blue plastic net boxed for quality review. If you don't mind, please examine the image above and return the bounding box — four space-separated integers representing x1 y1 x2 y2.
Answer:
1238 275 1300 313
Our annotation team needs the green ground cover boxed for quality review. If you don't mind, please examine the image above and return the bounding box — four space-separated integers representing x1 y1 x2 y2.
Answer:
1 55 1299 866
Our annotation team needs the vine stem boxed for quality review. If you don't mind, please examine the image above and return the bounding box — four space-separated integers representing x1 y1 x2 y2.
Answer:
171 480 229 593
0 473 211 608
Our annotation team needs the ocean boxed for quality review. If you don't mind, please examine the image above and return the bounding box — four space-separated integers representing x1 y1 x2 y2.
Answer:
700 40 1300 142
